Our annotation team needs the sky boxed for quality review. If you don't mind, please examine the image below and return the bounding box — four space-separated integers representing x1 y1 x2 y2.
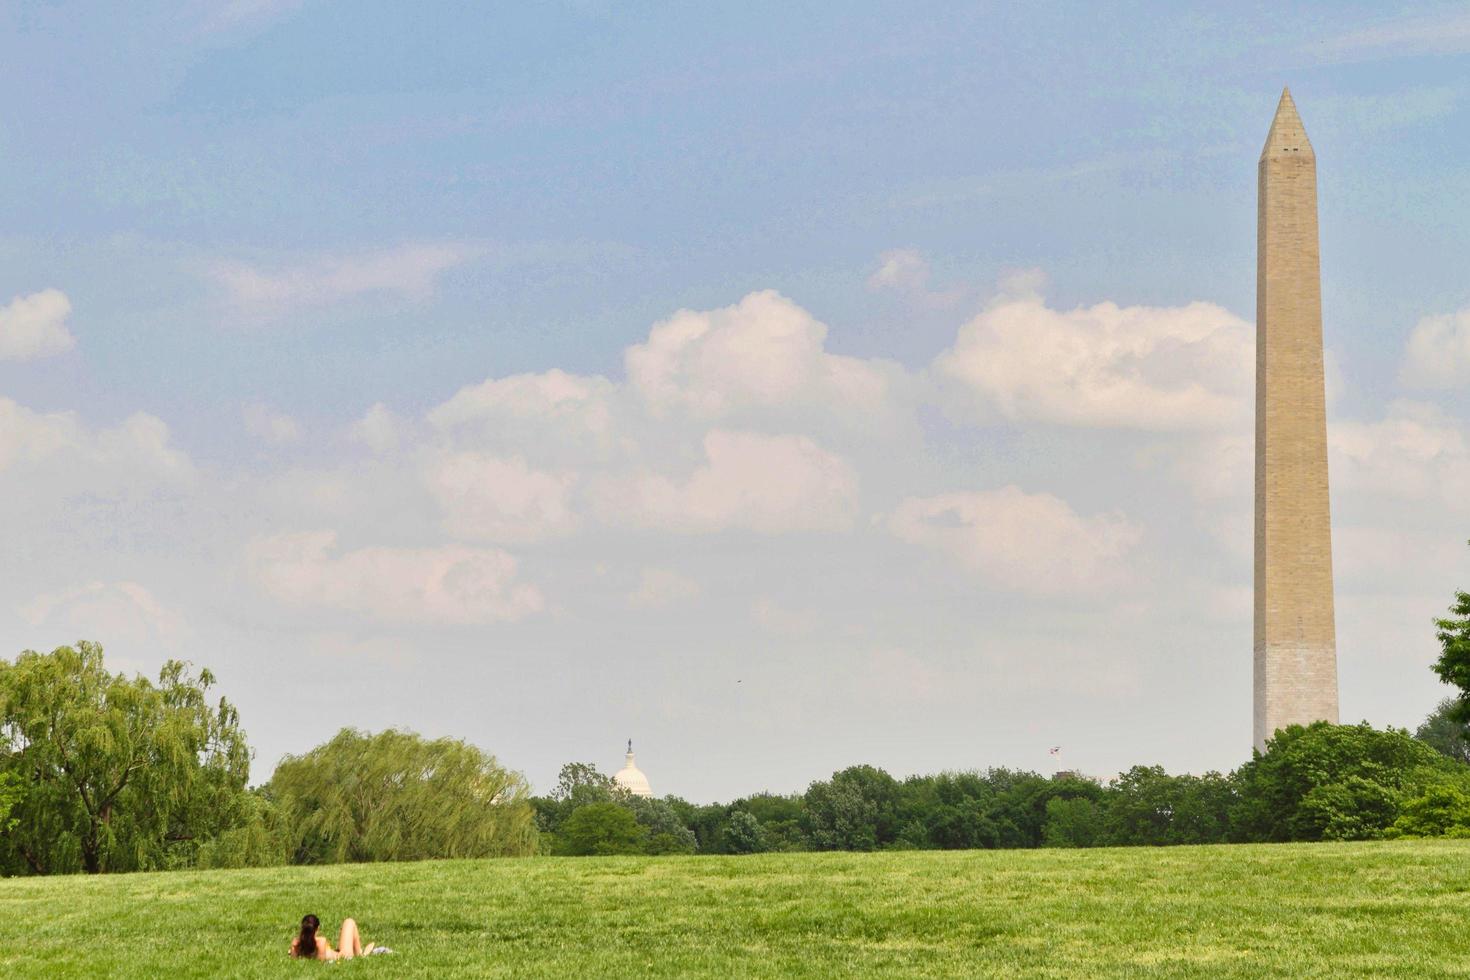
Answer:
3 1 1470 801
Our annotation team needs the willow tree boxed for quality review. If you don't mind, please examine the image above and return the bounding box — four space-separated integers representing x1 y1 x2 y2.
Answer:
269 728 537 863
0 642 253 874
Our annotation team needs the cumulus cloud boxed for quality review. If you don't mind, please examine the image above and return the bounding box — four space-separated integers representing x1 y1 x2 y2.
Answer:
935 293 1252 430
625 290 898 425
867 248 930 292
1400 308 1470 388
0 398 195 492
243 403 302 445
20 581 188 646
246 531 542 625
350 402 408 454
1168 432 1252 502
429 368 619 457
212 242 475 315
597 430 859 534
888 486 1140 594
427 452 578 543
0 289 76 361
628 568 702 609
1331 402 1470 512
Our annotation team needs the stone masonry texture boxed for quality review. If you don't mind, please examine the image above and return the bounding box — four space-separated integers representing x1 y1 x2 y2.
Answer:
1254 88 1339 750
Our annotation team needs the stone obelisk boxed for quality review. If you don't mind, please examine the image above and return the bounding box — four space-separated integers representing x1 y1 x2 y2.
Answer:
1254 88 1338 750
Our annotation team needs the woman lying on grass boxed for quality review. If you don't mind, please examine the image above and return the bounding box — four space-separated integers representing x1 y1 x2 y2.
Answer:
290 913 379 960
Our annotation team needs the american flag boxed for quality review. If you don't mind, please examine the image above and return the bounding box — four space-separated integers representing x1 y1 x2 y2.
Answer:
1049 746 1061 755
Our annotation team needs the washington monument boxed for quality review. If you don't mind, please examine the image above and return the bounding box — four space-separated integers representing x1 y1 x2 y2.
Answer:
1254 88 1339 750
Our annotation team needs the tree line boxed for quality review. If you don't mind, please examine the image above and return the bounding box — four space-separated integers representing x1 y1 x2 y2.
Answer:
1 561 1468 875
0 642 534 875
531 707 1470 856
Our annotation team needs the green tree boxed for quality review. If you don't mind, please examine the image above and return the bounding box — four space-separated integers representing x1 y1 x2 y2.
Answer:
803 766 900 851
0 642 252 875
982 769 1062 848
664 797 731 852
1295 776 1401 841
1103 767 1232 846
1231 722 1451 842
556 803 646 855
899 773 992 850
1430 555 1470 725
723 810 767 854
194 789 288 869
1103 766 1176 845
1043 796 1103 847
625 796 696 853
269 728 536 864
730 794 805 851
0 770 22 834
1165 773 1235 844
553 762 616 806
532 762 617 840
1416 698 1470 765
1388 783 1470 838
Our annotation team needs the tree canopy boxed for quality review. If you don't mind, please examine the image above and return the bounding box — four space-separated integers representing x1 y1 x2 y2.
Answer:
0 642 252 874
269 727 537 863
1431 564 1470 726
555 803 646 856
1230 722 1453 842
1415 698 1470 764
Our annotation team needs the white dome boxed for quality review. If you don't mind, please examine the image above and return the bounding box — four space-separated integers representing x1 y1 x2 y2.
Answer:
613 741 652 798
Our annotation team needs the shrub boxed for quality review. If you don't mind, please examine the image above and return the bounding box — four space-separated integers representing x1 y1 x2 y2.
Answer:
1388 783 1470 838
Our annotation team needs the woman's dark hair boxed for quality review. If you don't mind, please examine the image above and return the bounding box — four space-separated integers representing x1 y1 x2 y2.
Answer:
297 914 320 959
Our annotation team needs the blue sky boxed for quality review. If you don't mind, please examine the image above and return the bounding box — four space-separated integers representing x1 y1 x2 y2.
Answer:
3 1 1470 799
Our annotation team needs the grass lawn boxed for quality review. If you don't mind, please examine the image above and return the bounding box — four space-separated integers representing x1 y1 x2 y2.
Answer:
3 841 1469 977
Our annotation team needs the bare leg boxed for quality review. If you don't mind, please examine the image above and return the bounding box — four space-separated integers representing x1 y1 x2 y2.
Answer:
337 918 363 959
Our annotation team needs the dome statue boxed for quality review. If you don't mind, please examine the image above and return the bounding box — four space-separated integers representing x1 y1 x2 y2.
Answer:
612 739 652 798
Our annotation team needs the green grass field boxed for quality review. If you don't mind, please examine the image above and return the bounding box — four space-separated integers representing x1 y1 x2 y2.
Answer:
3 841 1469 978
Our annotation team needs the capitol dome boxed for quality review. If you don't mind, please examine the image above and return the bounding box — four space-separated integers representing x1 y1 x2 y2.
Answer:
612 739 652 798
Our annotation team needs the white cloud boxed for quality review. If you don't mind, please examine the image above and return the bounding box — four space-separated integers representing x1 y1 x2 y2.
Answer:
430 368 614 431
628 568 701 609
428 368 619 458
597 429 859 533
246 531 542 625
243 403 302 445
1168 432 1252 502
427 452 578 543
351 402 408 454
625 290 897 424
936 293 1252 430
1400 308 1470 388
1331 401 1470 512
0 289 76 361
20 581 188 646
0 398 195 491
888 486 1140 594
867 248 930 292
212 242 475 315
